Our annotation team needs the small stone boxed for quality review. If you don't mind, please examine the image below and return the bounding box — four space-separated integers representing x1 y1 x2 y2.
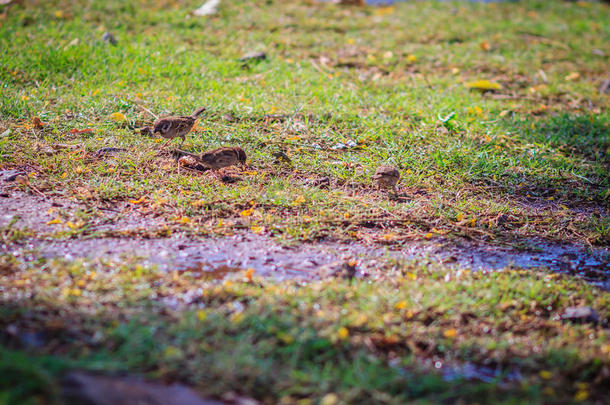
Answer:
563 306 599 324
239 51 266 63
102 32 117 45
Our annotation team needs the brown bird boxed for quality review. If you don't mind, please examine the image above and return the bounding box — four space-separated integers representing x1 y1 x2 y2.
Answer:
177 146 247 176
372 165 400 189
153 107 206 147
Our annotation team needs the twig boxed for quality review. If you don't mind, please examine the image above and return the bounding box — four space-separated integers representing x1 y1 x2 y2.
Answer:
136 104 158 120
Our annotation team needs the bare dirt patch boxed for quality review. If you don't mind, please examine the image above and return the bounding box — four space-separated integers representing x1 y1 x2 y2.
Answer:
2 190 608 287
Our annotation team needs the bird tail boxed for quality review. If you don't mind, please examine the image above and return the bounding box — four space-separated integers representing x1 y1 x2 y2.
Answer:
172 149 201 160
190 107 206 118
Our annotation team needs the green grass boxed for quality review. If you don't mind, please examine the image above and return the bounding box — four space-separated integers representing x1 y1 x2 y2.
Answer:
0 0 609 403
0 0 608 244
1 257 609 403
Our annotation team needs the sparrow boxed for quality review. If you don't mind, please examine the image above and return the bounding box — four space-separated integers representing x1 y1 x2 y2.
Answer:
153 107 206 147
176 146 247 175
372 165 400 189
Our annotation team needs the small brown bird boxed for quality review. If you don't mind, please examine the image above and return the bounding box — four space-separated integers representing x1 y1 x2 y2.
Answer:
153 107 206 147
177 146 247 176
372 165 400 189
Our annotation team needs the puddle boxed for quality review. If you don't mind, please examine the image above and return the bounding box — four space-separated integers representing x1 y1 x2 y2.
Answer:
441 362 522 385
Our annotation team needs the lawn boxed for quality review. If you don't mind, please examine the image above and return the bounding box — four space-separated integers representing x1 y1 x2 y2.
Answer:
0 0 609 403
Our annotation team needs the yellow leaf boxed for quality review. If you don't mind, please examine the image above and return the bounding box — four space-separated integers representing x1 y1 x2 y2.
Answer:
292 195 306 205
443 328 457 338
109 112 127 122
565 72 580 81
129 196 146 204
66 221 79 229
240 208 254 217
175 216 191 224
465 80 503 91
46 217 63 225
197 310 207 321
539 370 552 380
230 312 244 324
251 225 263 234
337 327 349 340
543 387 556 397
424 232 434 239
286 136 300 141
245 268 255 282
574 390 588 402
163 346 183 360
382 233 397 241
406 54 417 63
60 172 67 179
55 10 63 18
406 272 417 281
374 6 394 16
395 301 407 310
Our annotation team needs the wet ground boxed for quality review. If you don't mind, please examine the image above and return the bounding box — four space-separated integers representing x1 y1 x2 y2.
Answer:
2 190 608 288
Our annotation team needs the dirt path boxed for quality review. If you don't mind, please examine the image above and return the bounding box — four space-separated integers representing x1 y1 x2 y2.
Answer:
2 190 608 288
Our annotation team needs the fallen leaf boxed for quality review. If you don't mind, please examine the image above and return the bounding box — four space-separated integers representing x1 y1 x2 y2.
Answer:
251 225 263 234
129 196 146 204
46 217 63 225
32 117 45 129
174 216 191 224
240 208 254 217
320 393 339 405
480 41 491 51
395 301 407 310
108 112 126 123
337 327 349 340
70 128 94 134
565 72 580 81
465 80 502 91
245 268 255 282
443 328 457 338
539 370 552 380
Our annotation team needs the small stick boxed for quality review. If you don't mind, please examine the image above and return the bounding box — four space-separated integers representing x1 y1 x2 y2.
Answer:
136 104 159 120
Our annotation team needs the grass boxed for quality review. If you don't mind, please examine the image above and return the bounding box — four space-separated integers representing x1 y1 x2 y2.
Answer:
0 0 608 245
1 257 609 403
0 0 609 403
